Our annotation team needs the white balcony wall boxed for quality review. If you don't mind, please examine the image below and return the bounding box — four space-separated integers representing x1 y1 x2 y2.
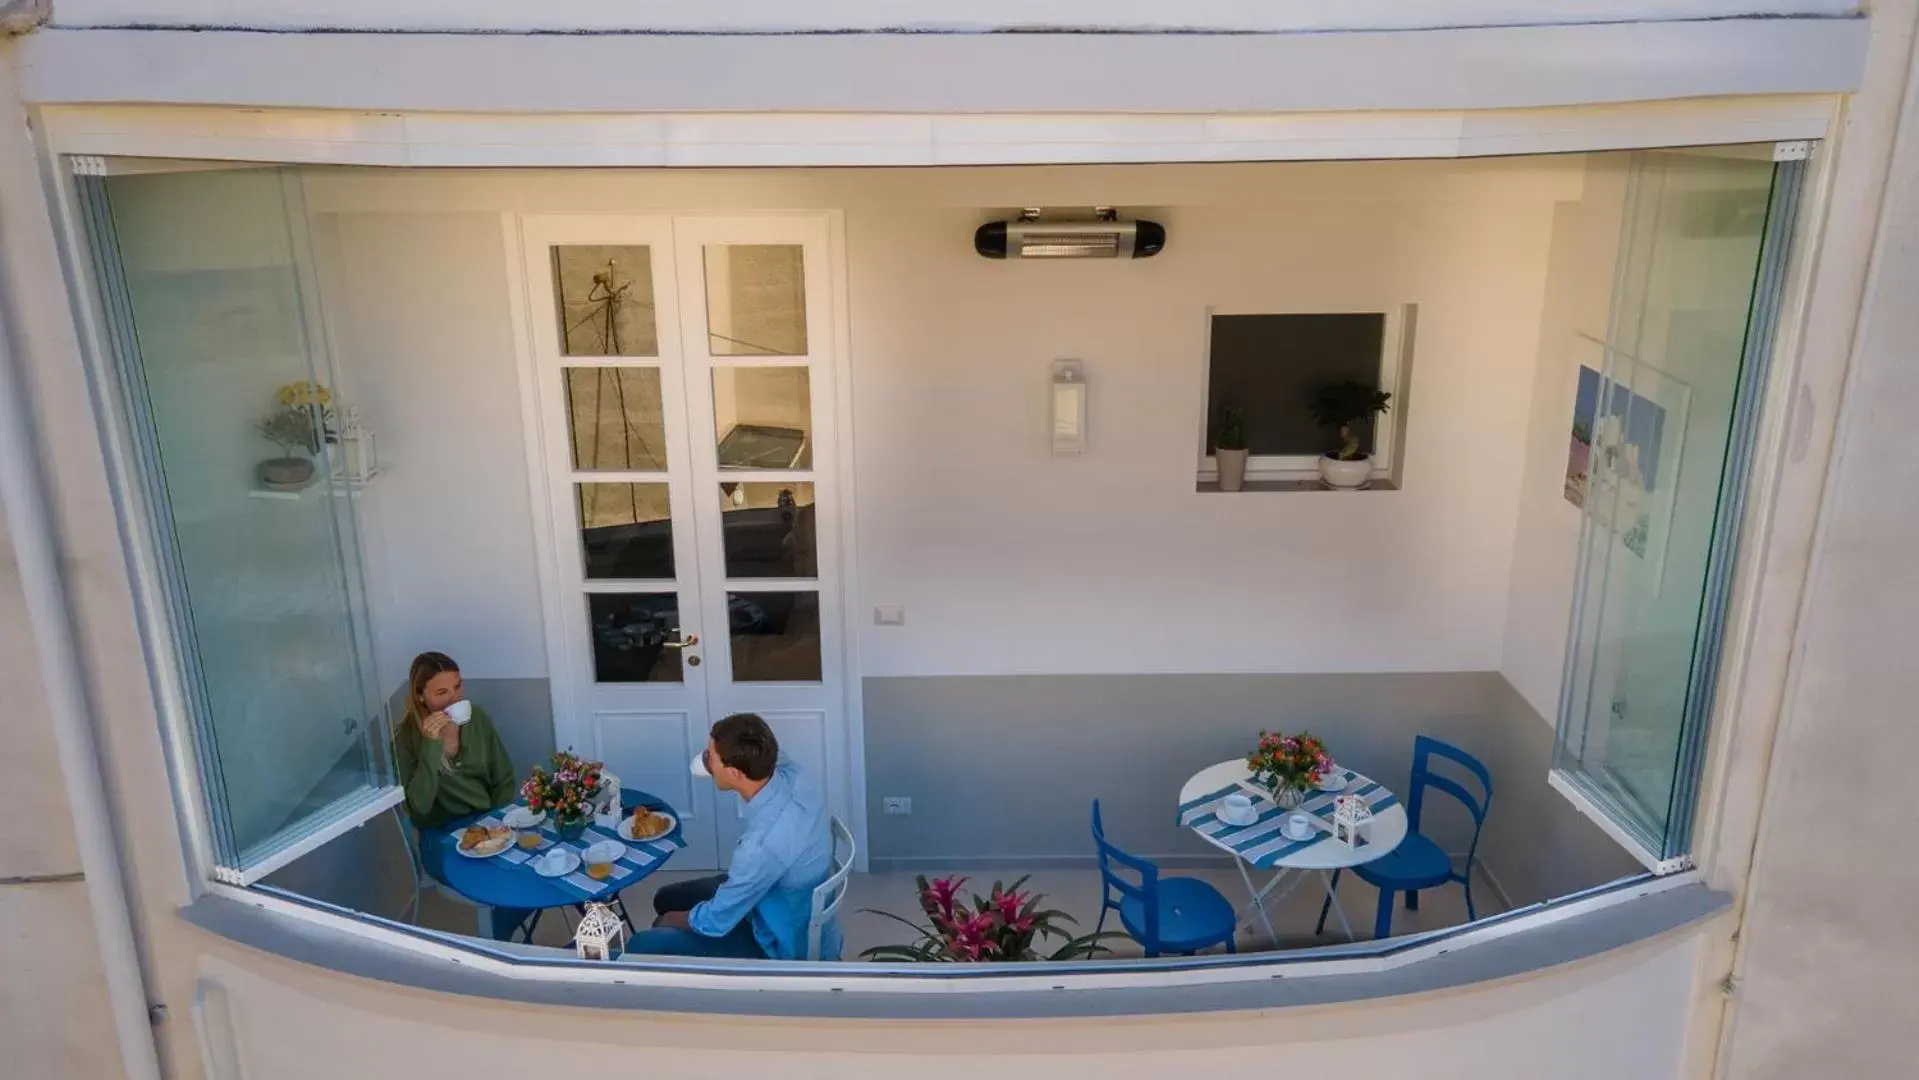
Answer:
48 0 1859 33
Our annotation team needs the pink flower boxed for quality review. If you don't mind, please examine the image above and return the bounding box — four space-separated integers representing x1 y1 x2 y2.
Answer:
925 876 966 920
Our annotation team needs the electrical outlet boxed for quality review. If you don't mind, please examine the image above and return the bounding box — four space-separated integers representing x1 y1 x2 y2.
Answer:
874 605 906 626
883 797 913 816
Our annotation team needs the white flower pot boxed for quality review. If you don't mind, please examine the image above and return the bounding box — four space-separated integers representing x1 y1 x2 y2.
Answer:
1319 454 1373 491
1216 448 1250 492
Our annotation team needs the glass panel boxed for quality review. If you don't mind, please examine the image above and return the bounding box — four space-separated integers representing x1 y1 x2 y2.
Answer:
713 367 813 470
720 482 817 579
90 167 388 871
552 245 658 357
1554 149 1782 857
588 593 684 683
728 591 822 682
704 244 807 356
577 483 674 579
565 367 667 472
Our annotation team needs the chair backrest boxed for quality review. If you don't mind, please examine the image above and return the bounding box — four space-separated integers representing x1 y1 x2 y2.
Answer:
1090 800 1160 948
806 815 856 961
1407 735 1494 865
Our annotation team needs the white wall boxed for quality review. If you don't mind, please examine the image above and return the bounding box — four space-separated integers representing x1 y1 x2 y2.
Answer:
307 160 1574 683
46 0 1860 32
1500 159 1630 720
187 931 1706 1080
314 212 548 691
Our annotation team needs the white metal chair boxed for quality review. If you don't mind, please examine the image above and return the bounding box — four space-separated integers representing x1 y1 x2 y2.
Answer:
805 815 856 961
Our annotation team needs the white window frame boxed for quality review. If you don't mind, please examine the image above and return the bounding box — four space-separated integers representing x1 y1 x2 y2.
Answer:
1196 303 1413 487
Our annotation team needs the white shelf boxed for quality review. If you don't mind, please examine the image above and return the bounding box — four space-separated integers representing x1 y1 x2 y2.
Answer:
248 470 380 501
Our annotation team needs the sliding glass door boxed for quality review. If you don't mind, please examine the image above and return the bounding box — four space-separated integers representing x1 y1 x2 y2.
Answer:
1552 147 1803 869
76 164 394 883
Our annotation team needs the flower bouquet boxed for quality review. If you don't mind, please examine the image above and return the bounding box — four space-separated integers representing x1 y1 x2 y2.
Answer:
1246 730 1334 809
861 876 1119 963
520 751 607 840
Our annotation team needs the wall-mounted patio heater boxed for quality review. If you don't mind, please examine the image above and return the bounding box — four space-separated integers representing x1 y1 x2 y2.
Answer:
974 207 1165 260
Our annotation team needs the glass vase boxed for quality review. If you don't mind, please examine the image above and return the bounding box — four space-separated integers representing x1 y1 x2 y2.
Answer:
555 815 589 842
1272 785 1306 810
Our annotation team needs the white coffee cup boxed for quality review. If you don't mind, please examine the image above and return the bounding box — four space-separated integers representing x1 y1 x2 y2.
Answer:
541 849 570 873
1285 813 1315 840
444 700 473 725
1222 793 1255 822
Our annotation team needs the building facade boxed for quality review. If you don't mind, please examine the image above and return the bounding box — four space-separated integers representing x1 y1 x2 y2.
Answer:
1 5 1915 1079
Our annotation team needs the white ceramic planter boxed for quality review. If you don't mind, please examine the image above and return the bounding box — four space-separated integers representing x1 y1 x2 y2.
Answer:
1216 448 1249 492
1319 454 1373 490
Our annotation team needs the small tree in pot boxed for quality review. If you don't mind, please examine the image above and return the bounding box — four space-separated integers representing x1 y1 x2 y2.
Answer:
1214 405 1250 492
1308 381 1391 490
256 406 323 491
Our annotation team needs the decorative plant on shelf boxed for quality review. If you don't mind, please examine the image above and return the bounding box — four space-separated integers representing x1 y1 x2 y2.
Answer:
1214 404 1250 492
254 400 325 491
1246 729 1334 809
520 750 608 840
1306 380 1392 490
862 876 1120 963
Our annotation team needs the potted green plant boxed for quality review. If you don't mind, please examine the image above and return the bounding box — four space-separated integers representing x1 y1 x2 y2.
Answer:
1307 381 1392 490
1214 405 1250 492
255 406 323 491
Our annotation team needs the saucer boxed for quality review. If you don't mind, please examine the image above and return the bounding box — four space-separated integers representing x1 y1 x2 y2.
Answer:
1219 805 1260 827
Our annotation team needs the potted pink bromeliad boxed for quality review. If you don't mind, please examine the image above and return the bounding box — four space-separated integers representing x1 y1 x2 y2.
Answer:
862 876 1119 962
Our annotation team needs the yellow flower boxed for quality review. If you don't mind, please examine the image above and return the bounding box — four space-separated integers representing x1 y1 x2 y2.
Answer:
276 381 333 408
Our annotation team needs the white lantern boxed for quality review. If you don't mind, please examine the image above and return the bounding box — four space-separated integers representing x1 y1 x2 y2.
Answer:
1331 794 1374 849
574 902 625 961
334 405 379 486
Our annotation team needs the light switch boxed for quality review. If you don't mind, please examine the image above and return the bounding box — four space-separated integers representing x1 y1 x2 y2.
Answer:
874 605 906 626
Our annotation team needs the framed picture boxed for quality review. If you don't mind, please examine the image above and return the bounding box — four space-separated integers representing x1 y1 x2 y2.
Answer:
1563 333 1691 592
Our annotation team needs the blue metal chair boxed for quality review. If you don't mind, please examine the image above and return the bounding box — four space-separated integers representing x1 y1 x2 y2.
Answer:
1317 735 1493 941
1092 800 1237 957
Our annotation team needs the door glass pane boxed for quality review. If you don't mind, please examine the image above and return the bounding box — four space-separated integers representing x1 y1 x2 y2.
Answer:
720 483 816 578
577 483 674 579
1554 149 1782 856
552 245 657 357
713 367 812 470
565 367 667 471
704 244 807 355
588 593 684 683
728 591 822 682
91 167 389 872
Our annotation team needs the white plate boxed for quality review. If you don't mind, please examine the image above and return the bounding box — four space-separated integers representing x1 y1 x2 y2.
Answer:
455 829 513 859
581 839 627 865
618 810 677 843
502 805 545 829
533 849 581 878
1318 770 1349 792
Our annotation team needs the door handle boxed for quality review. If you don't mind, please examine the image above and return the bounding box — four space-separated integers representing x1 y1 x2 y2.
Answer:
662 630 700 649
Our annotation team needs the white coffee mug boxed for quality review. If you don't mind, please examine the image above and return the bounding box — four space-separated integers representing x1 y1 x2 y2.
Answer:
1222 793 1254 821
444 699 474 725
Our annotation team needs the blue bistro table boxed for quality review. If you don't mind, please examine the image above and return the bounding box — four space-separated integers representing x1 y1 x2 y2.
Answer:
423 790 685 942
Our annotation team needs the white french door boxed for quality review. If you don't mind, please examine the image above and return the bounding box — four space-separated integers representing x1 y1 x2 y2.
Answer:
518 214 850 872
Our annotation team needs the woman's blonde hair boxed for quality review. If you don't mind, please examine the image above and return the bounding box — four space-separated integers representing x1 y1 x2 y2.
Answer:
401 651 461 756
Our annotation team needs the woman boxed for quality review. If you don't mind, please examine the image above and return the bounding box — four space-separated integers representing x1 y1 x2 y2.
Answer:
395 651 518 829
396 652 532 941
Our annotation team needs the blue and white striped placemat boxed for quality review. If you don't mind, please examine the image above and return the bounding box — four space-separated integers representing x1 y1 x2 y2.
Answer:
1176 771 1400 870
474 809 684 899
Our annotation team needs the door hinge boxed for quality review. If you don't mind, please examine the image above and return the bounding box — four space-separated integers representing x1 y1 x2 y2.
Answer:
1773 141 1812 162
148 1002 170 1025
1719 974 1739 998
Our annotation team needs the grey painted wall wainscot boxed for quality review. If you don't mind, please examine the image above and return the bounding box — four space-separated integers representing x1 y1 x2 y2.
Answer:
862 671 1641 904
265 677 557 920
269 671 1638 918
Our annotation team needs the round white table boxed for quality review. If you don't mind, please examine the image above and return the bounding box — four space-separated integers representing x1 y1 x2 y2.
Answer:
1178 759 1409 943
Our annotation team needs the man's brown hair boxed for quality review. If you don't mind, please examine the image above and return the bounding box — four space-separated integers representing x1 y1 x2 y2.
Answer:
711 713 779 781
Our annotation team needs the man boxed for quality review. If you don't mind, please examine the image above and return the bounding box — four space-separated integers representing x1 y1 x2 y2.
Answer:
627 713 841 960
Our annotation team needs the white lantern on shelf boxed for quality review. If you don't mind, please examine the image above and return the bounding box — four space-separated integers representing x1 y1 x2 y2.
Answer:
333 405 379 486
574 902 625 961
1331 794 1374 849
